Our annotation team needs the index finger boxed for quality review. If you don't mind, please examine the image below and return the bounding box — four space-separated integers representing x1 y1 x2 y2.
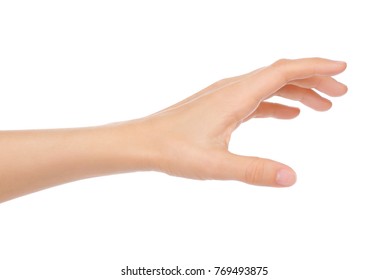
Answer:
246 58 347 100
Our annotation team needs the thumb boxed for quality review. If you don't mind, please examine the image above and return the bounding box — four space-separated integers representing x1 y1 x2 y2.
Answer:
218 152 297 187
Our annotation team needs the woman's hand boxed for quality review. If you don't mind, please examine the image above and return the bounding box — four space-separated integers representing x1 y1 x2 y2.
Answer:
0 58 347 202
122 58 347 187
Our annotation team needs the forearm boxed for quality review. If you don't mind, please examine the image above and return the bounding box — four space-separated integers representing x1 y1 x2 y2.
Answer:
0 121 153 202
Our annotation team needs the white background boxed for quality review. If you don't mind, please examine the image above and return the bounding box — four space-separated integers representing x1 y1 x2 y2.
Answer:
0 1 387 279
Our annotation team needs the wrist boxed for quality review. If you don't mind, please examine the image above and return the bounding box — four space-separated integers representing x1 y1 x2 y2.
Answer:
100 118 161 174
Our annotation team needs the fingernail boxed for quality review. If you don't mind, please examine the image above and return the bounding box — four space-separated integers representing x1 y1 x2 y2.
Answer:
276 169 296 187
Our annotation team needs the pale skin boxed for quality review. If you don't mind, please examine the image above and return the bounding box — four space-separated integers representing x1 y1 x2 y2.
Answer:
0 58 347 203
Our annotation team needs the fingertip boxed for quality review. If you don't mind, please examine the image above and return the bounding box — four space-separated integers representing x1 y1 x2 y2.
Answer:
326 100 333 110
334 60 347 72
285 107 301 119
334 60 346 65
330 82 348 97
317 58 347 76
292 107 301 118
276 168 297 187
339 83 348 95
278 106 301 119
318 99 333 111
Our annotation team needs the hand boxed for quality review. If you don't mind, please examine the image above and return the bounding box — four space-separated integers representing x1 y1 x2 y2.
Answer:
0 57 347 202
124 58 347 187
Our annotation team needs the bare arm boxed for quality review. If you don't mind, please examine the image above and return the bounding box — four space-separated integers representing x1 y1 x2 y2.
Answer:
0 124 151 202
0 58 347 203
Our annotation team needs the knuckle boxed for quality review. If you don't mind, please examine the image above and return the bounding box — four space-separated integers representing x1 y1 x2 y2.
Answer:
270 59 291 84
214 77 232 87
244 159 265 185
272 58 290 67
